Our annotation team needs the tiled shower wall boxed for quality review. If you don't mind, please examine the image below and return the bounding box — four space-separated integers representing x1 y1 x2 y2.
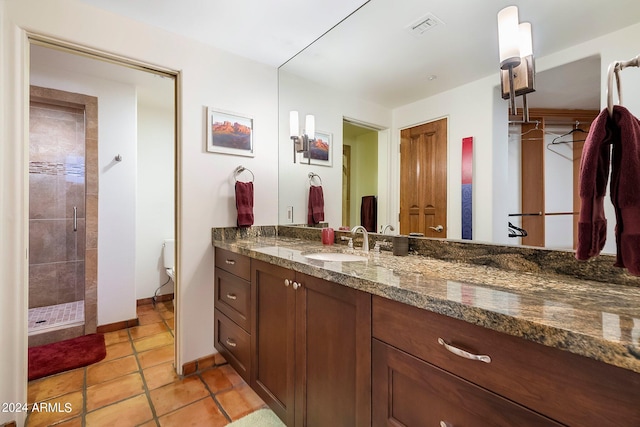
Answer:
29 101 86 309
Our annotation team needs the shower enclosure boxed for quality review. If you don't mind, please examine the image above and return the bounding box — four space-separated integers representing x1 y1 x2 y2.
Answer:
28 86 98 347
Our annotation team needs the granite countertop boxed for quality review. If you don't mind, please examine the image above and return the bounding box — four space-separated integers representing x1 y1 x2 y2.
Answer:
212 235 640 374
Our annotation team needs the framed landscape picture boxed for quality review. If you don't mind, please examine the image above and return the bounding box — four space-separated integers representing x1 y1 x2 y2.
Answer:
207 108 254 157
302 130 332 166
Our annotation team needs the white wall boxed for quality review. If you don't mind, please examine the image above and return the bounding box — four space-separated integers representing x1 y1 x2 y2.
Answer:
278 70 392 227
1 2 279 418
136 100 175 300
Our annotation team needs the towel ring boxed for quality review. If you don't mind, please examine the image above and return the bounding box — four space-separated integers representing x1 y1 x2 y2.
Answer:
308 172 322 186
234 166 254 183
607 55 640 117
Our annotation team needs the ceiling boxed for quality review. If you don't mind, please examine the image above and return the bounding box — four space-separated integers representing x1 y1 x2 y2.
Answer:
74 0 640 109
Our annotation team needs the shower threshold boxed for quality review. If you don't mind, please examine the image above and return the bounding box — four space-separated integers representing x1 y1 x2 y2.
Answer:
28 300 84 336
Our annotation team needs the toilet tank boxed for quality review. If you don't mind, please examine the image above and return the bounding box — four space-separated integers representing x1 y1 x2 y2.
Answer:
163 239 175 269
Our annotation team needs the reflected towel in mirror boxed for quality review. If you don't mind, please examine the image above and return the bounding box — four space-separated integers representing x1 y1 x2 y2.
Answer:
308 185 324 225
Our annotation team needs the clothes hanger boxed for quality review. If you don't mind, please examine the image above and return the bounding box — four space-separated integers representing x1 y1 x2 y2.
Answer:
550 123 587 145
508 222 528 238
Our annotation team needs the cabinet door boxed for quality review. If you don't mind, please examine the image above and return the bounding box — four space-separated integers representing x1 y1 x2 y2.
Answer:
294 273 371 427
372 339 563 427
251 260 296 426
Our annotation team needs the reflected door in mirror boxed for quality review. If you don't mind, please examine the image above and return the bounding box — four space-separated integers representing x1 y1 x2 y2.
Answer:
400 118 447 237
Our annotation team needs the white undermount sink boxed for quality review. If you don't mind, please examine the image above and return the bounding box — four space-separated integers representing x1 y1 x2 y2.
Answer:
304 252 368 262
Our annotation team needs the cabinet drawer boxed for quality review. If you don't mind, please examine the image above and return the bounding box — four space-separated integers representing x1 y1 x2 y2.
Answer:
372 339 562 426
215 248 251 280
372 296 640 426
214 309 250 382
215 267 251 332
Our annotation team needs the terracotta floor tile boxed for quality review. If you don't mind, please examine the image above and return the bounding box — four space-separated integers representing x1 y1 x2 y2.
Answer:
216 383 266 421
87 355 139 386
165 317 175 330
138 311 164 325
26 390 83 427
200 365 243 394
85 394 153 427
102 340 134 362
52 416 83 427
134 331 174 352
214 352 226 366
103 329 130 346
137 304 157 314
138 420 159 427
86 372 145 412
143 361 179 390
159 310 175 320
158 397 228 427
138 344 174 369
27 369 84 403
129 322 169 340
149 376 210 416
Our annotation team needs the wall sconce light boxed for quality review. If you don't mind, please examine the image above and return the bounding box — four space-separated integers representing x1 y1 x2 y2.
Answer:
290 110 315 164
497 6 535 122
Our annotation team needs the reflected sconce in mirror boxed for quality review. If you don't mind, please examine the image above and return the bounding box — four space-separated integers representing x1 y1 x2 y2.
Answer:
290 111 315 164
497 6 535 122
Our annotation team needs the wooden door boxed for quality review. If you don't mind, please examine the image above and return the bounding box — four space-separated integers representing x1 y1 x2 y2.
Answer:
521 119 545 247
251 260 296 426
400 118 447 237
294 273 371 427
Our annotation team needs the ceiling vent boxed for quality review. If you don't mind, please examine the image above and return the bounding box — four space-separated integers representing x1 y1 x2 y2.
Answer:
405 13 444 38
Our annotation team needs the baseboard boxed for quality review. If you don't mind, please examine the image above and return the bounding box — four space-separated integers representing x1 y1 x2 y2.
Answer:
137 293 175 306
96 318 139 334
2 421 17 427
182 352 227 376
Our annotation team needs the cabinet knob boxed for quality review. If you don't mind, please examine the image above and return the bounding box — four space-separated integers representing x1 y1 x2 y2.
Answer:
225 338 237 348
293 281 302 290
284 279 291 287
225 259 236 265
225 293 237 300
440 422 453 427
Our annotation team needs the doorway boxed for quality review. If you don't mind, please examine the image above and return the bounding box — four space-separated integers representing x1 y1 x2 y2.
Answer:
342 120 382 230
27 39 178 360
399 118 448 237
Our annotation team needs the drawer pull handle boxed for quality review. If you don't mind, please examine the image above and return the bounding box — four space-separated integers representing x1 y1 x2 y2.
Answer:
225 259 236 265
225 338 237 348
438 338 491 364
226 293 237 300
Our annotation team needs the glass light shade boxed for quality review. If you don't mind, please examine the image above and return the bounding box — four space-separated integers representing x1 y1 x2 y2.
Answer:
497 6 521 69
519 22 533 57
305 114 315 139
289 111 299 137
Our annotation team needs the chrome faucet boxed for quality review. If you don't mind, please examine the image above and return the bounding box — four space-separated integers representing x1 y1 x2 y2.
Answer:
381 224 395 234
350 225 369 252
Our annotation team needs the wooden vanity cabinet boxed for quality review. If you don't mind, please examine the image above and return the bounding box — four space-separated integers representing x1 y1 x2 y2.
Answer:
214 248 252 381
372 295 640 426
251 259 371 427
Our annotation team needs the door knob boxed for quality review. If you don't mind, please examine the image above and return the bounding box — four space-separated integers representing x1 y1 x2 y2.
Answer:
429 225 444 232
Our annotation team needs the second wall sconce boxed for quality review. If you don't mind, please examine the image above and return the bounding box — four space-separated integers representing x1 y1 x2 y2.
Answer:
290 110 315 164
497 6 535 122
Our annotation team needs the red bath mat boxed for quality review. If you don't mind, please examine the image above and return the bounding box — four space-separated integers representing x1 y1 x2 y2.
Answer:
28 333 106 381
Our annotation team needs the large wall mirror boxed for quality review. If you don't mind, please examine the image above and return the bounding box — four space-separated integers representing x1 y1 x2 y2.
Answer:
278 0 640 254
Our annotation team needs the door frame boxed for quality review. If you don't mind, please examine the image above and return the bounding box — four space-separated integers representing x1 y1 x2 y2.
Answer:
24 33 183 369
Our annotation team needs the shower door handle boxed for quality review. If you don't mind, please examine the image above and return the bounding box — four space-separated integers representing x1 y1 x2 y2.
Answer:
73 206 77 232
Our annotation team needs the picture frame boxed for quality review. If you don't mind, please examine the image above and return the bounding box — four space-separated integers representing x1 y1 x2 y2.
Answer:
206 108 254 157
301 130 332 166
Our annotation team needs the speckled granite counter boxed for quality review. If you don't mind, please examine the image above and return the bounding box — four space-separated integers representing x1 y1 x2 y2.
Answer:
212 234 640 374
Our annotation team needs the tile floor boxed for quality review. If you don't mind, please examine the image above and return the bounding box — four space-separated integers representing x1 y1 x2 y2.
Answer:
26 301 268 427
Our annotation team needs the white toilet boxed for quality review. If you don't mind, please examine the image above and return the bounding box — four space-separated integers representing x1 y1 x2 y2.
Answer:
163 239 175 282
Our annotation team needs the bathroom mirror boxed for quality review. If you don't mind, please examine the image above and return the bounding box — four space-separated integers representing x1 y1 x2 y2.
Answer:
277 0 640 252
